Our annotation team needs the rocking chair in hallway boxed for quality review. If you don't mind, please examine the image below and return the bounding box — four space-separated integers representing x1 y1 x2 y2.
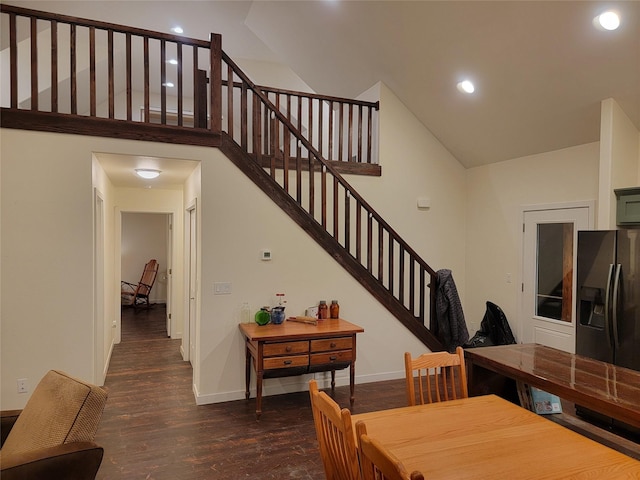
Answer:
121 259 159 312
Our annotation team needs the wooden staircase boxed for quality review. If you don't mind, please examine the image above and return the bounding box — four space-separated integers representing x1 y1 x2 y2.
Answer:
0 4 444 351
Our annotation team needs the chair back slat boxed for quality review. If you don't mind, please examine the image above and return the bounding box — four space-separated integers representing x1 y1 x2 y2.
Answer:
405 346 468 406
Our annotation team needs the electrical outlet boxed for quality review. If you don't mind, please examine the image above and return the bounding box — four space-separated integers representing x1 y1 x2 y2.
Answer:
17 378 28 393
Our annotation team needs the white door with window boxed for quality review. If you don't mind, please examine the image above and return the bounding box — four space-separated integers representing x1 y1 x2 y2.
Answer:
521 204 592 353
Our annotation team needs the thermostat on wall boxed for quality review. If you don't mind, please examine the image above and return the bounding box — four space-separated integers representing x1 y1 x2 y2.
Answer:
260 249 272 261
417 197 431 209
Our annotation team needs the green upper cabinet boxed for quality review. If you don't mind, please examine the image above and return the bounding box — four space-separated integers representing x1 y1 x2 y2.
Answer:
615 187 640 226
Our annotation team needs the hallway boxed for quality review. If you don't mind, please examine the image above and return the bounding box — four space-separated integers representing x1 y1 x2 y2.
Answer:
94 306 401 479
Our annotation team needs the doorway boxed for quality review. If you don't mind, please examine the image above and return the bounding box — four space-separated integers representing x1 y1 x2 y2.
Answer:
121 212 172 336
521 203 593 352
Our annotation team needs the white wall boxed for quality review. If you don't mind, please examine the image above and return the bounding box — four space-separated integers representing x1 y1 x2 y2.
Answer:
465 142 600 338
1 129 94 409
121 213 169 304
598 98 640 229
0 129 209 409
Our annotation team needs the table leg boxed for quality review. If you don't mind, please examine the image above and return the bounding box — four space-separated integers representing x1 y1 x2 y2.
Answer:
349 361 355 406
331 370 336 392
255 370 263 420
244 344 251 401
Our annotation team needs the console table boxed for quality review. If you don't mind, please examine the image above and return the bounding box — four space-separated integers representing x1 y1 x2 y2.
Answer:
239 318 364 418
465 343 640 429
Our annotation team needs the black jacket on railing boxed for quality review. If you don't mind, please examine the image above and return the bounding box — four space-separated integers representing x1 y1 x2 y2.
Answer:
435 269 469 352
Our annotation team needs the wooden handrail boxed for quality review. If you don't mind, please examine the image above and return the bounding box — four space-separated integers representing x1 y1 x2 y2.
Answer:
0 4 209 47
259 85 379 109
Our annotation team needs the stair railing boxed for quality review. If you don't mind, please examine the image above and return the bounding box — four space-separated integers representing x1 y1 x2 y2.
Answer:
0 4 219 133
0 4 377 166
259 85 379 166
221 52 439 333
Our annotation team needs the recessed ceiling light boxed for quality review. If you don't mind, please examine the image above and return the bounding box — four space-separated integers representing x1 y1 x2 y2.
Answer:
171 26 184 34
135 169 161 179
457 80 475 94
596 11 620 30
168 59 178 65
162 82 175 88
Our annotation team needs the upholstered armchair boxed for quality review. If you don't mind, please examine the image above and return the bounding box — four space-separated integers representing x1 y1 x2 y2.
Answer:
0 370 108 480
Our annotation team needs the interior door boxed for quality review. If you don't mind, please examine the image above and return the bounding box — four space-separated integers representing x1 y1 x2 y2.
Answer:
188 205 197 366
165 214 173 337
521 205 591 352
93 189 105 384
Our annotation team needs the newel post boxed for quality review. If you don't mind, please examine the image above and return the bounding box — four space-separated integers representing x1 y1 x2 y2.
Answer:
209 33 222 134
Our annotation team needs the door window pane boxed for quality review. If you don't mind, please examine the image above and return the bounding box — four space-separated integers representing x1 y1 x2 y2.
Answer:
536 223 573 322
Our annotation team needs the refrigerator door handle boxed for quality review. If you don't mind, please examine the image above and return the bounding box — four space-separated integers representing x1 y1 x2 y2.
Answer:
612 263 622 348
604 263 614 349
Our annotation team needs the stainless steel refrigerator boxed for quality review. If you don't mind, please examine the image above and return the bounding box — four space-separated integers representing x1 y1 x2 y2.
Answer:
576 228 640 436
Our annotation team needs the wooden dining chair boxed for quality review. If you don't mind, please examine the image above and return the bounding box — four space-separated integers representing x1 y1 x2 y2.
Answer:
404 346 468 406
355 421 424 480
308 379 361 480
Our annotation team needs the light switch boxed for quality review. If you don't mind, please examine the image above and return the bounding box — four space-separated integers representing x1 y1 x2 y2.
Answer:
214 282 232 294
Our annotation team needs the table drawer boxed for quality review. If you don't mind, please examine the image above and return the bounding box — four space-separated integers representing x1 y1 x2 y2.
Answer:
263 341 309 357
263 354 309 370
311 337 353 352
310 350 353 366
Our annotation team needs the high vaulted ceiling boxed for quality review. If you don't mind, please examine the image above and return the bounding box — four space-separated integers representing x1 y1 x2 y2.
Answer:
5 1 640 169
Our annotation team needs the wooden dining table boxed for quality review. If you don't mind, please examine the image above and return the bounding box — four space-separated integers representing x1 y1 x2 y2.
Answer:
351 395 640 479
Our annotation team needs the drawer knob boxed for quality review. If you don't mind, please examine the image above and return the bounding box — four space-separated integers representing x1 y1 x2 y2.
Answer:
284 360 292 365
286 346 292 352
330 342 337 348
329 355 337 361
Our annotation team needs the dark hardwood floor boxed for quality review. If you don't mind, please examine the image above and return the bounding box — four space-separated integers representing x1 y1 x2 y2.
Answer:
94 305 407 479
95 305 639 479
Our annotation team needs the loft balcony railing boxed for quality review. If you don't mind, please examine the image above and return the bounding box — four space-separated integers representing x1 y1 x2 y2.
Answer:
0 4 441 349
0 4 379 172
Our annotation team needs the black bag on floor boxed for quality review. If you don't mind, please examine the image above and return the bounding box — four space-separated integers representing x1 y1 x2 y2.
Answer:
464 301 516 348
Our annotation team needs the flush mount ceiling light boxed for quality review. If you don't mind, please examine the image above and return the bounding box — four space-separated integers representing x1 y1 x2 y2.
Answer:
135 169 161 179
457 80 475 94
596 11 620 30
171 26 184 34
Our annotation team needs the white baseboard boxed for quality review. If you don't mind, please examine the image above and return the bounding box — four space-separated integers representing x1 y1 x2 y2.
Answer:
192 370 405 406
